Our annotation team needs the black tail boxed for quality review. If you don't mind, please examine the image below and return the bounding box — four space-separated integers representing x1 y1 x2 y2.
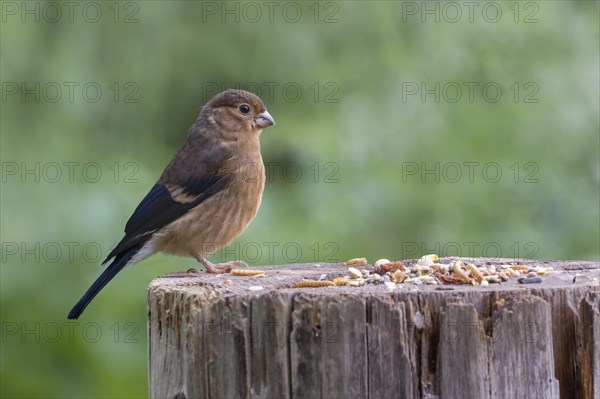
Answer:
68 247 139 319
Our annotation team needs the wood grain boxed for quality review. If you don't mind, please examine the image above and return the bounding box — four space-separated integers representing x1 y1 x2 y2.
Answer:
147 258 599 399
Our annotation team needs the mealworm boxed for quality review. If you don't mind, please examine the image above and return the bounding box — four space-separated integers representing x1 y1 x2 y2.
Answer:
510 265 530 271
466 263 484 283
344 258 368 267
453 261 472 283
504 268 520 277
535 267 553 275
231 269 266 277
292 280 336 288
333 277 350 286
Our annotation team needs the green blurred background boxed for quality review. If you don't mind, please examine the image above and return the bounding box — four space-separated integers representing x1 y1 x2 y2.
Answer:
1 1 598 397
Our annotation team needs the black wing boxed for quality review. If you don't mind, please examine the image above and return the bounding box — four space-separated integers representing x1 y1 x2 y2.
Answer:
103 174 227 264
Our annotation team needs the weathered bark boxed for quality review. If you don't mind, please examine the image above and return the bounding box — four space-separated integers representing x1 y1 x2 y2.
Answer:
148 258 599 399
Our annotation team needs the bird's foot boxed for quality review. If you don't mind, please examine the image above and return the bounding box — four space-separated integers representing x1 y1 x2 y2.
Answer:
196 257 248 274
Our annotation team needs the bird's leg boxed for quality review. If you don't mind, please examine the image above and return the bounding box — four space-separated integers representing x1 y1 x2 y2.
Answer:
194 256 248 274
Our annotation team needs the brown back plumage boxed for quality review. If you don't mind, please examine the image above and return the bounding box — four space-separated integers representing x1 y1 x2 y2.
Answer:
67 89 273 319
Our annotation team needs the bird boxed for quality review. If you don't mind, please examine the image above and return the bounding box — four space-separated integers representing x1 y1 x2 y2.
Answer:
68 89 275 319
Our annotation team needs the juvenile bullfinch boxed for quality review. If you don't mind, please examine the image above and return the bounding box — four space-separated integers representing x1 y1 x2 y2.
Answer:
68 89 274 319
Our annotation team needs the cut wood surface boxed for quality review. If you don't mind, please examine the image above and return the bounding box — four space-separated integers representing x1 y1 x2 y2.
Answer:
147 258 599 399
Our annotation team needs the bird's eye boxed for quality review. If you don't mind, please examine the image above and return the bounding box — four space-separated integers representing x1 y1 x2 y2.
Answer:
238 104 251 114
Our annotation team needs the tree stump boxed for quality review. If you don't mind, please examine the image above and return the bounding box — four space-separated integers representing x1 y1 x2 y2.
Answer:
147 258 599 399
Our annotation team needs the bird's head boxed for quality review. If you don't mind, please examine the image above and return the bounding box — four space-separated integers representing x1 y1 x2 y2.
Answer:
201 89 275 140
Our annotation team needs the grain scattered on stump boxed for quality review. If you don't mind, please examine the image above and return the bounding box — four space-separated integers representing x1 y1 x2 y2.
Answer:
148 257 599 399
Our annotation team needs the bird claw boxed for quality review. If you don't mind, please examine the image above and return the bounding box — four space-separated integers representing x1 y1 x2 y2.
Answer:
204 261 237 274
233 260 249 268
196 257 247 274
